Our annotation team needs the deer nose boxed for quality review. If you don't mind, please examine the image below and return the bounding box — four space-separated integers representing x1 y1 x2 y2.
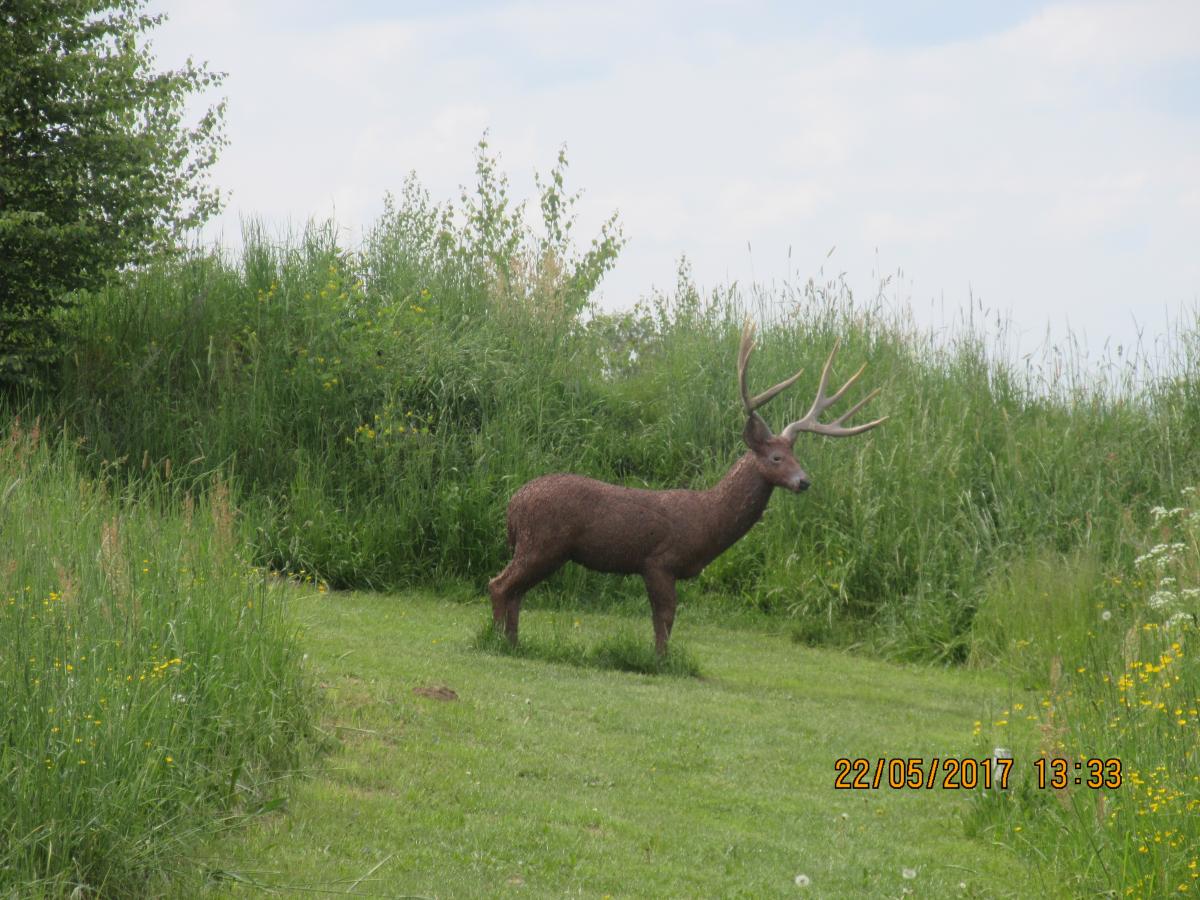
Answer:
793 474 811 492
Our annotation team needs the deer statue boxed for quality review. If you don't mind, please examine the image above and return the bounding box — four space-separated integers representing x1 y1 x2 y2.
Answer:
488 322 888 656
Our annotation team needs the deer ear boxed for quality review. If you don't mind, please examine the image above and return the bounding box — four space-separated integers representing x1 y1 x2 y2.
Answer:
743 412 773 451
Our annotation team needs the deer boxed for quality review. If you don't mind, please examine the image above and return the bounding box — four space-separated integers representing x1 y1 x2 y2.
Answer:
488 322 888 656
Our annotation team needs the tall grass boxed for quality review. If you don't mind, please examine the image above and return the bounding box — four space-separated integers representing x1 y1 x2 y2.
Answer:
29 141 1200 665
0 423 314 894
970 485 1200 896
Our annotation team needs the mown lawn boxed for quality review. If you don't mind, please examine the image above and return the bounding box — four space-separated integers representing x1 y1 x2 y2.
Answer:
187 590 1060 898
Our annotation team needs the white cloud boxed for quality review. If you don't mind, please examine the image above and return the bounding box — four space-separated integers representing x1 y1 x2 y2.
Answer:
147 0 1200 359
1008 1 1200 67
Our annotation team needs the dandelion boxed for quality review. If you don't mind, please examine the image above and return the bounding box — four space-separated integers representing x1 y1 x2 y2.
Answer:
1101 609 1112 621
902 867 918 880
794 874 811 887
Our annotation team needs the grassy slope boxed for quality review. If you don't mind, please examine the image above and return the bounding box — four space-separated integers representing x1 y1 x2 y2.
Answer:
188 590 1058 899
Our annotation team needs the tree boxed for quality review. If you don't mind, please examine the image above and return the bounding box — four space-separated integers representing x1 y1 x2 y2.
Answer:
0 0 225 384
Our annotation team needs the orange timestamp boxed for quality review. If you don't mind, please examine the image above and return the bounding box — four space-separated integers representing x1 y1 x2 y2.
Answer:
834 756 1124 791
1033 756 1123 790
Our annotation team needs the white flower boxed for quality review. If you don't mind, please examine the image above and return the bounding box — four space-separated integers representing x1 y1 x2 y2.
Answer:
902 867 918 880
1151 506 1185 524
1135 543 1188 571
1181 588 1200 600
794 874 811 887
1149 591 1177 610
1134 546 1167 569
1165 612 1194 630
1100 610 1112 621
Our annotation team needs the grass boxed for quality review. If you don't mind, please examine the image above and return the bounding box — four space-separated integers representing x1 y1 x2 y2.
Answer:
183 588 1060 898
969 486 1200 898
3 137 1198 895
22 140 1198 665
472 619 702 677
0 424 315 895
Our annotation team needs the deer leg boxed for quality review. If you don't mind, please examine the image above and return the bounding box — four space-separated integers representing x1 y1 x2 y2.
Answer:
489 578 508 632
503 590 524 645
487 565 524 644
642 568 678 657
488 549 564 645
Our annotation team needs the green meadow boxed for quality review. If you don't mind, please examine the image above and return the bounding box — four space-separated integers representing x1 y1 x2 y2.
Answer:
183 588 1046 899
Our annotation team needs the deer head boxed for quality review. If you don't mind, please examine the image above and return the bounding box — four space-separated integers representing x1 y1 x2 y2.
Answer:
737 320 887 493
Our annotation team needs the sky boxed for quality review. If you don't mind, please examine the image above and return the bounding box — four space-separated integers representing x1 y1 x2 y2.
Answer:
147 0 1200 364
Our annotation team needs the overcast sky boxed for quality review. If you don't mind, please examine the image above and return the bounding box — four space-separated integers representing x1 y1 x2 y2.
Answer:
148 0 1200 363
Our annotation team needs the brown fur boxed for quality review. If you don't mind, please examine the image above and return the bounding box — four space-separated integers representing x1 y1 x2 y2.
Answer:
488 423 811 656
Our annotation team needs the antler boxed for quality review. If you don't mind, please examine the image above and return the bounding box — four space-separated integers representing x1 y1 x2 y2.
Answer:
779 338 888 442
737 320 805 417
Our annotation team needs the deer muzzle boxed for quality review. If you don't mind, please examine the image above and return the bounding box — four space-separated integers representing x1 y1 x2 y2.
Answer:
789 472 811 493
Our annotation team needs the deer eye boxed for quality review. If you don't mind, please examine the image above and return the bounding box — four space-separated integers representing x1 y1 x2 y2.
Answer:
770 454 782 463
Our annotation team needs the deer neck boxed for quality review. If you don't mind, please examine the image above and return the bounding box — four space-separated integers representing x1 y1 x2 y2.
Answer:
703 453 776 552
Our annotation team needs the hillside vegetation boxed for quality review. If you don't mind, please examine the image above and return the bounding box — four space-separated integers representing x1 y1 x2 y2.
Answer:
31 143 1200 665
